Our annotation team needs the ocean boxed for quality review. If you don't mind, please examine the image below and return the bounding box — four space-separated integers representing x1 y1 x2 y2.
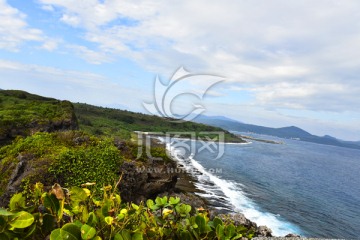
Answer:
164 133 360 238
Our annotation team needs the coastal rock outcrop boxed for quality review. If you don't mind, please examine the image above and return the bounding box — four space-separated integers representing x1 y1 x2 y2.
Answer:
217 213 274 237
0 153 56 207
257 225 273 237
118 160 178 203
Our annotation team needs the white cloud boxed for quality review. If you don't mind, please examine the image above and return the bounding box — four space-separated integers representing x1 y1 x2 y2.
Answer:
29 0 360 139
66 44 113 64
0 0 44 51
36 1 360 107
60 14 81 27
0 59 106 87
40 38 61 51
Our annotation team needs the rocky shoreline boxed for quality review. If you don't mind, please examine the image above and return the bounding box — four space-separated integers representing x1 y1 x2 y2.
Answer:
114 135 276 237
160 142 278 238
159 135 306 238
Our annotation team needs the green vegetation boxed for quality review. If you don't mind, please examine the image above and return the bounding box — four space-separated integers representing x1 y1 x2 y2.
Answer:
0 182 255 239
74 103 243 143
0 90 76 145
0 90 75 128
0 130 172 197
0 90 252 239
0 131 125 196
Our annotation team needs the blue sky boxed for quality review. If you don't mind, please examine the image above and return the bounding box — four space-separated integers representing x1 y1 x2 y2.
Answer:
0 0 359 141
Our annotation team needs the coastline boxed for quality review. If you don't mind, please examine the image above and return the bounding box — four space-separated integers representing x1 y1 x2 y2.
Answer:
161 138 276 237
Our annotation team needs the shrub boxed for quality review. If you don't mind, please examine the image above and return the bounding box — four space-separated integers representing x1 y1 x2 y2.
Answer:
49 139 123 192
0 182 255 239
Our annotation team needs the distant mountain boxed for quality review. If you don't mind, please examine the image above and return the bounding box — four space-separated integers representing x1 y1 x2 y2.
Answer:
195 115 242 123
194 115 360 150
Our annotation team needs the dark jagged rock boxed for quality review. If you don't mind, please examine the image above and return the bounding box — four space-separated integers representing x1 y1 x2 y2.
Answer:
217 213 258 229
118 160 178 204
285 233 301 238
257 225 273 237
216 213 273 237
0 153 55 207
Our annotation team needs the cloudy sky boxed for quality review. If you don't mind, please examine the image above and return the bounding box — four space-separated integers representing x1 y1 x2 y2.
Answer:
0 0 359 141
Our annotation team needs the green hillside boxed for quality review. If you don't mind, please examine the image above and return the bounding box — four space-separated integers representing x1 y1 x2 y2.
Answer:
0 90 262 239
74 102 243 142
0 90 77 145
0 90 243 198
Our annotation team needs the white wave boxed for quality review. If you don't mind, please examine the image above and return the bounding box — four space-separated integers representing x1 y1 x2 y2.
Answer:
166 141 302 236
157 136 252 145
225 141 252 145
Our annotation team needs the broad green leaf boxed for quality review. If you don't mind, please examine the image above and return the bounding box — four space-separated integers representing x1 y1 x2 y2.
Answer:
120 229 131 240
146 199 154 209
101 199 112 217
0 208 13 216
9 193 25 211
120 209 127 215
50 228 61 240
213 217 223 229
9 211 34 228
155 197 163 206
150 205 159 211
81 206 89 223
232 234 243 240
82 188 91 197
73 220 83 228
43 194 60 214
117 213 125 220
69 187 88 202
61 223 81 240
132 232 143 240
225 223 235 238
114 233 123 240
131 203 139 210
180 230 192 240
169 197 180 205
195 215 206 233
185 205 191 213
114 194 121 205
191 228 199 239
86 212 98 227
80 224 96 240
216 224 224 239
104 216 114 225
161 196 168 205
236 225 248 234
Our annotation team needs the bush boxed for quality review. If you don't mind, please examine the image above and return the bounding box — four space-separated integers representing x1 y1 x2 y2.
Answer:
49 139 123 192
0 182 256 239
0 132 123 196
